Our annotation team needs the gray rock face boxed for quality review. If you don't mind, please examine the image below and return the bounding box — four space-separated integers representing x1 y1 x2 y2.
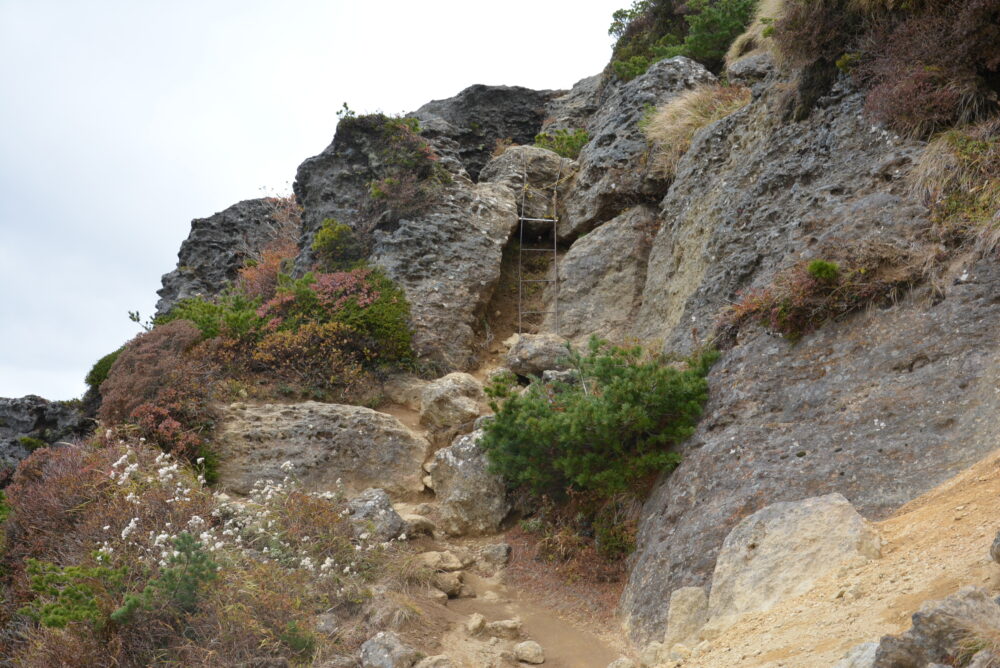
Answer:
505 333 570 377
872 587 1000 667
427 430 510 536
562 57 715 240
360 631 421 668
541 74 603 134
215 402 429 496
632 78 928 356
663 587 708 649
705 494 881 635
412 84 558 181
0 396 88 478
547 206 658 345
347 488 407 542
419 373 484 431
479 145 576 233
622 260 1000 642
833 642 879 668
370 180 518 370
156 198 296 316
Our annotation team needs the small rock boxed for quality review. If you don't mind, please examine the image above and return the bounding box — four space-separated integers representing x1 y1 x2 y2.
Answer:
482 590 502 602
514 640 545 664
832 640 878 668
414 656 452 668
401 514 436 536
314 612 340 635
505 334 570 377
419 551 464 572
427 588 448 604
479 542 512 568
360 631 421 668
607 659 637 668
466 612 486 635
433 572 463 598
348 489 407 542
485 617 523 639
639 641 663 667
428 430 510 536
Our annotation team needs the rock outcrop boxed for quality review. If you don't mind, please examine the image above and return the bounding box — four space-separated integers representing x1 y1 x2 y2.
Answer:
0 396 88 478
215 402 429 496
419 373 484 446
504 333 570 377
704 494 881 635
479 145 576 232
156 198 296 316
426 430 510 536
541 74 602 134
562 57 715 240
547 205 658 345
411 84 558 181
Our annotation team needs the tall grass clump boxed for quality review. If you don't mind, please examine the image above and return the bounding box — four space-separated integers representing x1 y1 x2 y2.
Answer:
644 84 751 179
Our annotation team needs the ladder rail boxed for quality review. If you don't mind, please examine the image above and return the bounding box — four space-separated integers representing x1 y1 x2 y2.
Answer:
516 152 562 335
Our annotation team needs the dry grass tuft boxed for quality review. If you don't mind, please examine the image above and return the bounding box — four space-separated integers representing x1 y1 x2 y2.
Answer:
725 0 786 66
910 120 1000 255
644 84 752 180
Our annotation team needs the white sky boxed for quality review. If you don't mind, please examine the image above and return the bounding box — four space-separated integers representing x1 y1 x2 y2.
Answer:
0 0 623 400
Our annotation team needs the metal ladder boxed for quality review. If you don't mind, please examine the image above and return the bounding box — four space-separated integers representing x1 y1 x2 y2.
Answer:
517 154 561 334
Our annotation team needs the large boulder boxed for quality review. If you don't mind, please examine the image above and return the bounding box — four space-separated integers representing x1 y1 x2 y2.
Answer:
872 587 1000 667
411 84 558 181
562 57 715 240
546 205 658 345
156 198 296 316
505 333 570 377
479 145 577 233
215 402 429 496
631 77 928 356
0 396 88 478
663 586 709 649
541 73 603 133
419 373 484 430
704 494 881 635
427 430 510 536
369 180 518 370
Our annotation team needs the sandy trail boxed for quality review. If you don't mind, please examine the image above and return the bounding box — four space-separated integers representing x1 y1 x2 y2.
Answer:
683 447 1000 667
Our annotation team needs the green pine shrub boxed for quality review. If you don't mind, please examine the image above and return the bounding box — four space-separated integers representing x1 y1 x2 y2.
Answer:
534 129 590 159
311 218 367 272
481 337 718 499
84 347 124 391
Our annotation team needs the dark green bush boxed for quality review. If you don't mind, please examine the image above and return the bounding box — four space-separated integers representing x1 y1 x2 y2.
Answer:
806 259 840 282
534 129 590 159
481 338 717 499
609 0 757 79
156 290 263 341
84 347 124 391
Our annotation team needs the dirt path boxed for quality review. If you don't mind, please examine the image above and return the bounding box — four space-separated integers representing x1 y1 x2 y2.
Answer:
681 447 1000 667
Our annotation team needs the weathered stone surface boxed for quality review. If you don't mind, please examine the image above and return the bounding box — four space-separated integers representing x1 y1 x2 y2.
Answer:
433 571 463 598
427 430 510 536
413 657 452 668
370 180 518 370
542 74 603 134
412 84 558 181
383 376 430 412
0 395 88 477
360 631 421 668
989 530 1000 564
418 551 464 572
156 198 295 316
479 542 512 569
872 587 1000 667
663 587 708 649
724 52 777 89
632 78 928 356
419 373 484 432
546 206 658 345
705 494 881 633
479 145 576 233
215 402 429 496
607 659 637 668
833 642 878 668
622 259 1000 642
348 488 406 541
485 618 522 640
562 57 714 240
513 640 544 664
505 333 570 377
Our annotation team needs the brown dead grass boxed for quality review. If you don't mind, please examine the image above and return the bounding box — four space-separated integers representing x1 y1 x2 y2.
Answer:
725 0 786 66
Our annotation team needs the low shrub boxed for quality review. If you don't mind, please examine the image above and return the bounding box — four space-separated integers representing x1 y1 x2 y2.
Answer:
84 347 124 392
481 338 717 500
311 218 367 272
534 129 590 159
237 237 299 301
644 83 751 179
910 120 1000 253
722 242 922 341
156 290 263 342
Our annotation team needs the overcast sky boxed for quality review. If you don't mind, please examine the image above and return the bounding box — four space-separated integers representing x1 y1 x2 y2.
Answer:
0 0 623 400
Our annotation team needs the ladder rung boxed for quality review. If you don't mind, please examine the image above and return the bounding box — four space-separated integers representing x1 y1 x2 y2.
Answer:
521 310 556 315
519 217 558 222
520 279 556 283
521 248 557 252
